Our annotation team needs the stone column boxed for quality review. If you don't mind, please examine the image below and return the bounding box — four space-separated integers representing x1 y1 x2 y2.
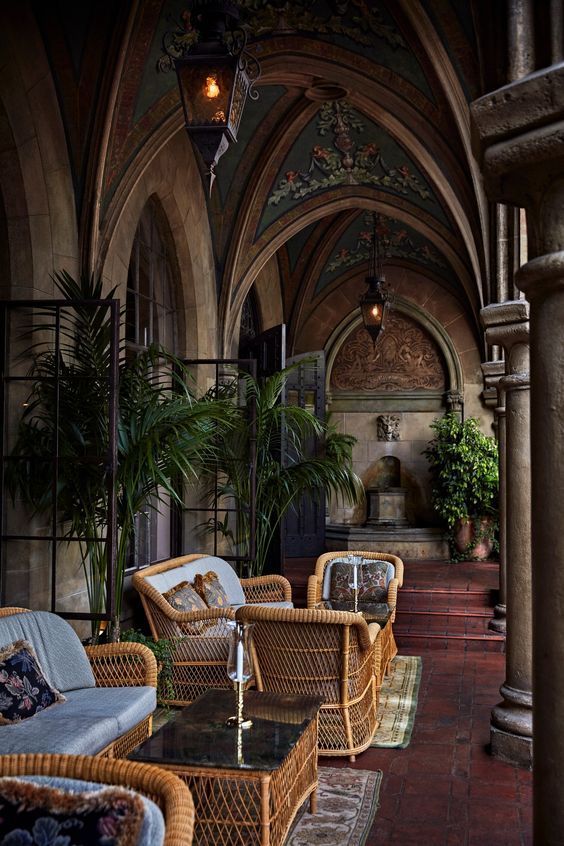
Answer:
472 61 564 840
482 303 531 766
480 358 507 634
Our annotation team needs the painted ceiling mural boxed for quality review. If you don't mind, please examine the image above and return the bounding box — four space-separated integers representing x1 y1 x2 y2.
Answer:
315 211 452 296
103 0 443 211
58 0 482 339
261 99 448 236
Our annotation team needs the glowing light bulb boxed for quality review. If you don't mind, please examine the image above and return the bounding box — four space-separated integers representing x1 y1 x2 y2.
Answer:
371 305 380 318
204 75 220 99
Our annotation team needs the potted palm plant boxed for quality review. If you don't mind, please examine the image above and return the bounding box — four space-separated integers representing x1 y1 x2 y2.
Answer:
423 412 499 560
7 271 234 639
202 366 364 576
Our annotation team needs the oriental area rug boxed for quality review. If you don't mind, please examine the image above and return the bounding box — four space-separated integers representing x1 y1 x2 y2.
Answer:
371 655 422 748
287 766 383 846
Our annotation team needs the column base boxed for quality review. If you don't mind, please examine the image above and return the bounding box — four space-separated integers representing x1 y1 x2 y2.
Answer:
490 688 533 769
490 724 532 769
488 603 506 634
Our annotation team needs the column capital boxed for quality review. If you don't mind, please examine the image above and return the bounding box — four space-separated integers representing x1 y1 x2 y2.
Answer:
516 250 564 300
471 64 564 208
480 301 529 357
481 360 506 408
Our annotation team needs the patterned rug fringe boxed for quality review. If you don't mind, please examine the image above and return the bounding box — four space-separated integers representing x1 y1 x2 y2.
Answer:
287 766 382 846
371 655 422 748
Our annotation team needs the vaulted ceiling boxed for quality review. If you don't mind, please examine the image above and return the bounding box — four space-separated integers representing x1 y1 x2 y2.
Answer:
32 0 495 356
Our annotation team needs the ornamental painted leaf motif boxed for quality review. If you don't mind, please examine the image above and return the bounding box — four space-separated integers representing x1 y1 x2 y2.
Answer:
268 102 430 207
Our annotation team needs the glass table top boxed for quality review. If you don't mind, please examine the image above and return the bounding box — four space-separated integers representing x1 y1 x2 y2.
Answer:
326 600 392 624
130 689 322 772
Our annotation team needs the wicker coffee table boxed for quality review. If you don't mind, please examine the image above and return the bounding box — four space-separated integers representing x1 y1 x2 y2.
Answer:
130 688 321 846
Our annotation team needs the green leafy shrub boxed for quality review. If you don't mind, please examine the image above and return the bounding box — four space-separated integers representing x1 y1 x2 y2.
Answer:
422 413 499 558
120 628 176 705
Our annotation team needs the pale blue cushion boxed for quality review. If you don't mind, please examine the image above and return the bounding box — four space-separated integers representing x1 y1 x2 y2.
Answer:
0 686 156 755
144 555 246 605
63 686 156 735
0 712 118 755
15 776 165 846
231 601 294 611
0 610 96 692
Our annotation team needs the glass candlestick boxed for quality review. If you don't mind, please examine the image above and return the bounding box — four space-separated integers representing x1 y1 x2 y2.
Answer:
348 555 362 613
226 621 253 729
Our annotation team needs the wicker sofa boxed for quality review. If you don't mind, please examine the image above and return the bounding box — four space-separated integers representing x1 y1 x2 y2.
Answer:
132 554 293 706
0 608 157 758
0 754 194 846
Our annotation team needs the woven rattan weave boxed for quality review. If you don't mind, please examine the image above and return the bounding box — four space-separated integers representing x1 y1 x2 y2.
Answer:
307 550 404 678
0 607 157 758
132 554 293 706
0 753 194 846
130 688 320 846
235 604 381 760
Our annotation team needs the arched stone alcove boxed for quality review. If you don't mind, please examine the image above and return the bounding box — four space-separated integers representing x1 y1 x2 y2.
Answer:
326 299 462 556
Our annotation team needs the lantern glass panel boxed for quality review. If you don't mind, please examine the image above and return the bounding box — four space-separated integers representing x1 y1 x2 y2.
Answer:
176 59 236 130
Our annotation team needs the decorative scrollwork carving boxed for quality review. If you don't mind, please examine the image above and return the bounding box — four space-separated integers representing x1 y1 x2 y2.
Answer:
330 313 446 392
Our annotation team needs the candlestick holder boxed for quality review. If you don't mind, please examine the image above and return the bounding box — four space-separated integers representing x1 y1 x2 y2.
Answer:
226 621 254 729
226 679 253 729
348 555 362 613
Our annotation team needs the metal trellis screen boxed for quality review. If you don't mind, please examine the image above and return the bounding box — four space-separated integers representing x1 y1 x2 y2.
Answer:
0 299 119 634
181 358 257 578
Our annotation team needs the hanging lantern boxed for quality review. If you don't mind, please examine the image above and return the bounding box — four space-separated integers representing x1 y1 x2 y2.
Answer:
359 214 392 346
161 2 260 190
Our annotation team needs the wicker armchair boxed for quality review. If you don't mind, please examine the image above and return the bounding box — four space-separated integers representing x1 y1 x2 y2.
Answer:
132 554 293 705
0 607 157 758
307 550 404 677
0 754 194 846
235 604 381 761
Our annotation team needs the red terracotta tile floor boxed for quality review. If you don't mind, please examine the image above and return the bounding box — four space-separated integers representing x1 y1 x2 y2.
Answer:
283 558 533 846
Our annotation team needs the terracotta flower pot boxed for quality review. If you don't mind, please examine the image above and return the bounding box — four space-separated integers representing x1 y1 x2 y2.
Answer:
453 516 494 560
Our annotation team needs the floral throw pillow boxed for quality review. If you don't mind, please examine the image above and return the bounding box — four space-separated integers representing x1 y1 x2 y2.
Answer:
193 571 230 609
329 560 390 603
329 562 355 601
0 778 144 846
359 561 389 602
0 640 66 725
162 580 208 613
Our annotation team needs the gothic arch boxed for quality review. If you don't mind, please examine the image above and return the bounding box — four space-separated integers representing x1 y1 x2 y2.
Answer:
325 295 464 400
100 130 217 360
0 3 78 294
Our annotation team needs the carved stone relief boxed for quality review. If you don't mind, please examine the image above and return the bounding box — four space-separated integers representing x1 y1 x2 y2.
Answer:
377 414 400 441
330 312 446 392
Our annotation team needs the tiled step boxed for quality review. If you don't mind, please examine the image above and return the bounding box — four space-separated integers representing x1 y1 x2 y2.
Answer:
396 631 506 653
394 579 504 652
400 586 497 611
395 609 496 634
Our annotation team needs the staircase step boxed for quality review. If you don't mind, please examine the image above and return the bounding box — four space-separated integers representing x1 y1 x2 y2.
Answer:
400 587 497 610
396 609 492 619
394 613 495 636
395 631 505 653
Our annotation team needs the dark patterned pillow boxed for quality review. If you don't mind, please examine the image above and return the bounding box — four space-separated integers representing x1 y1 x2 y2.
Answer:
162 580 208 613
0 778 144 846
359 560 389 602
329 561 356 601
193 570 230 609
0 640 65 725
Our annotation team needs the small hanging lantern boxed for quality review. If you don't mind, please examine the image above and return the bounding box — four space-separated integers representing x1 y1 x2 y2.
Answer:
160 2 260 191
359 213 392 346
